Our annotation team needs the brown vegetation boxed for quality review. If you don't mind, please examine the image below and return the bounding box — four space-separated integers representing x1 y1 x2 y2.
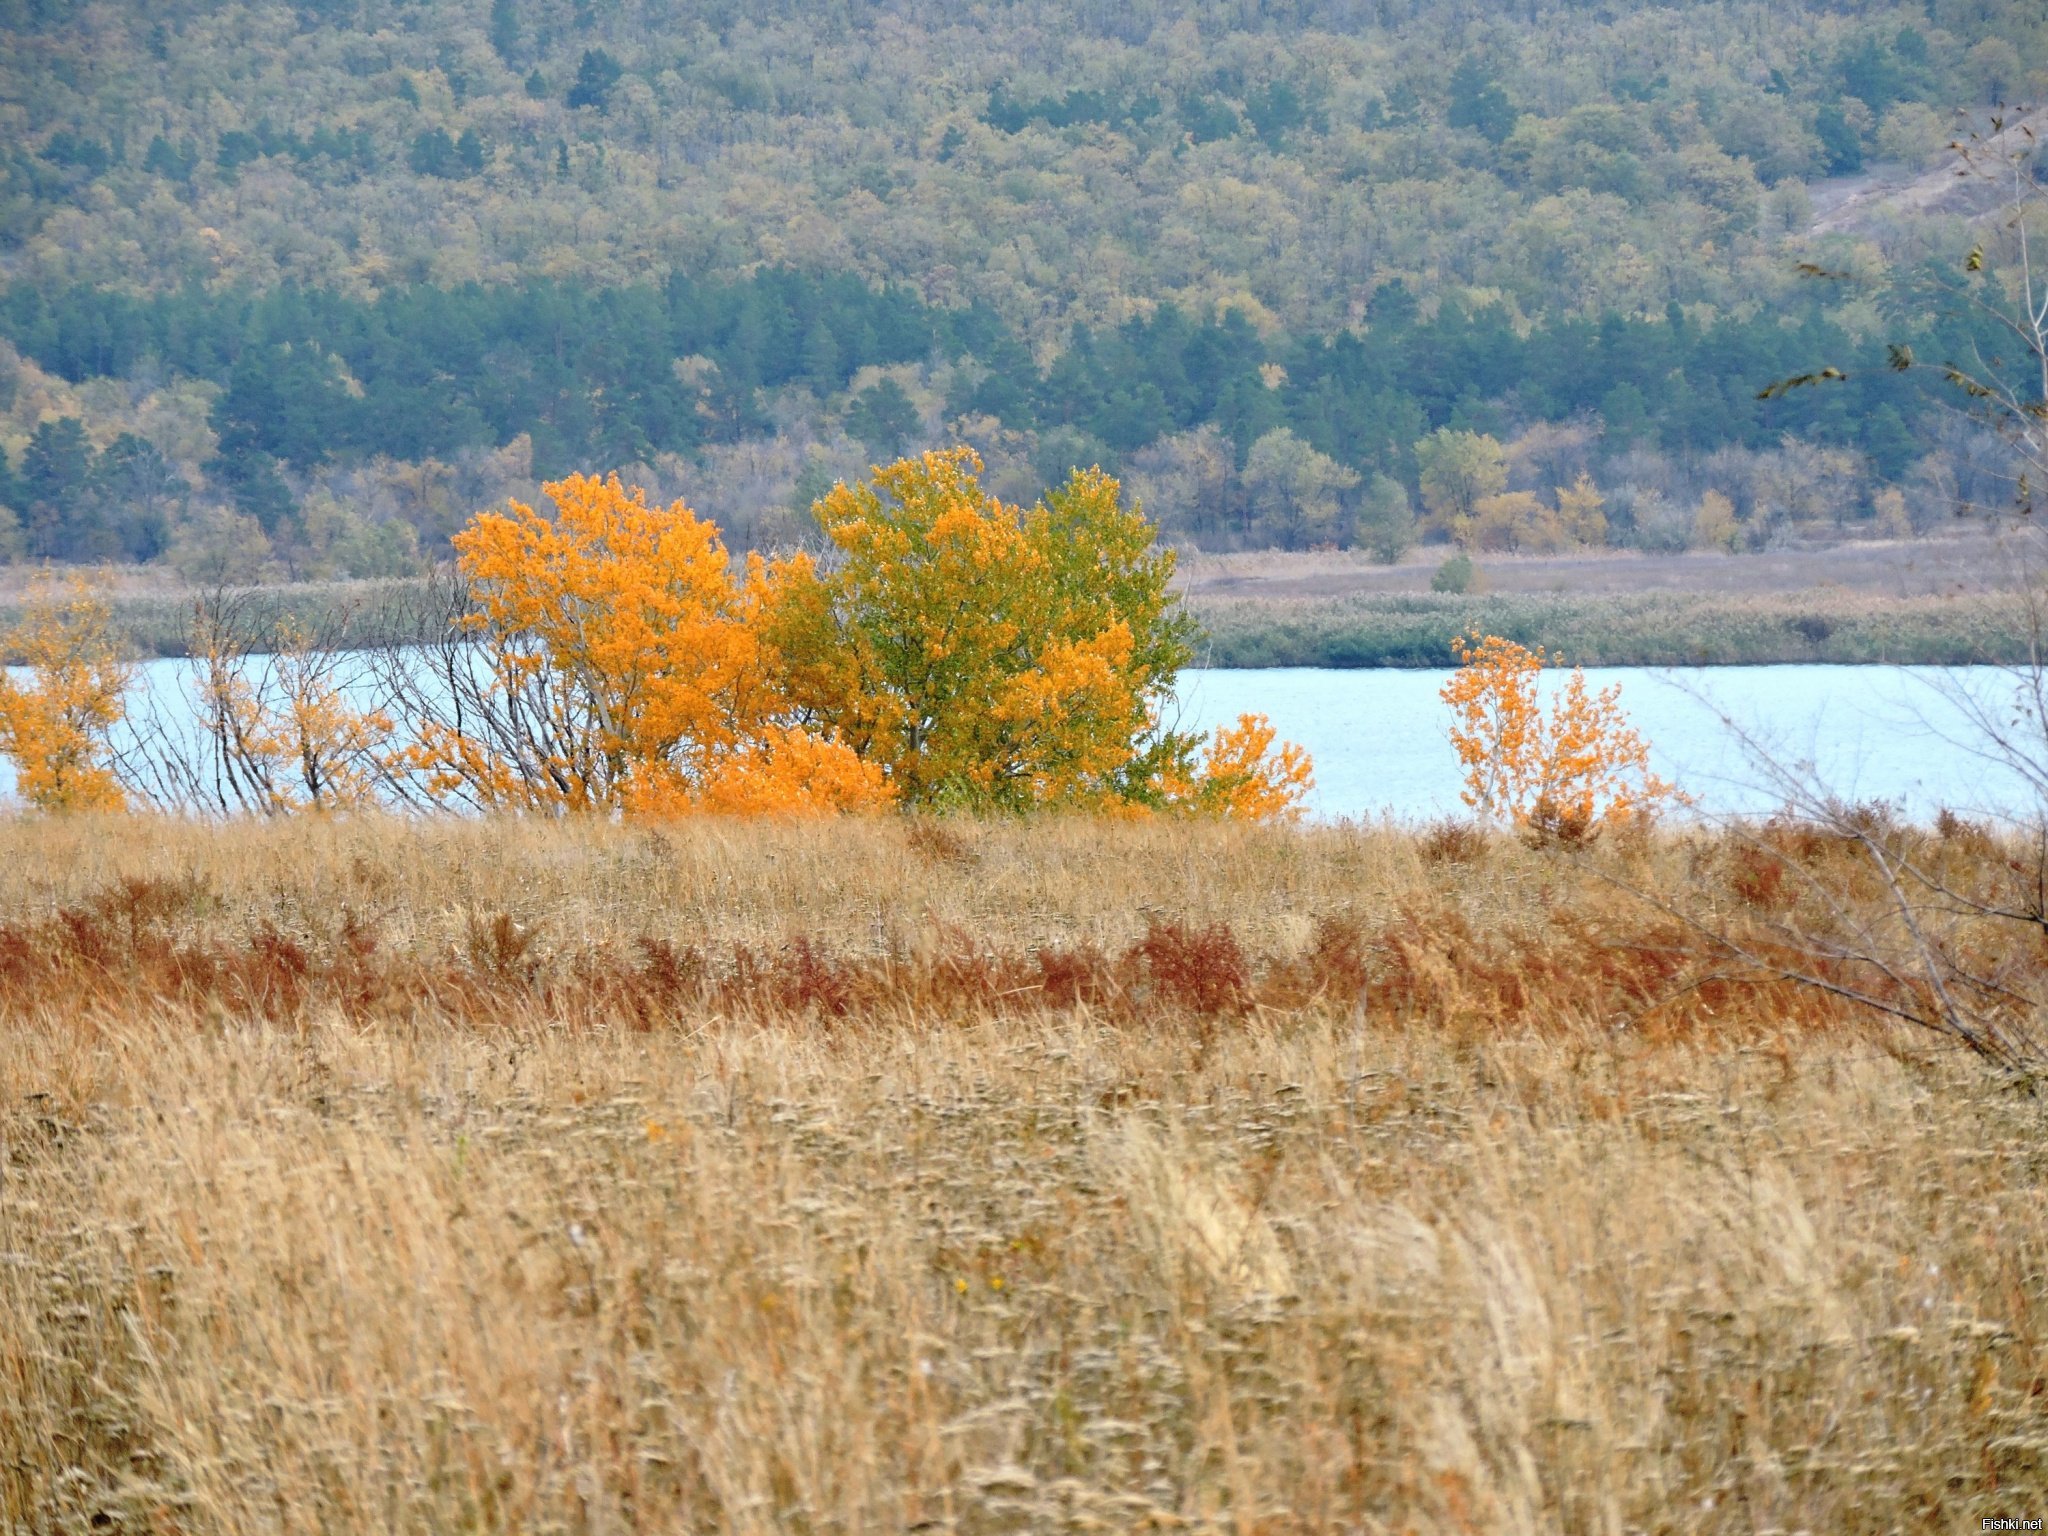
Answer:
1 816 2045 1532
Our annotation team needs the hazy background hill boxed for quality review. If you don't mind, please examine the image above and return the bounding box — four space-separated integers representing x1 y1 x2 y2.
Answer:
0 0 2042 580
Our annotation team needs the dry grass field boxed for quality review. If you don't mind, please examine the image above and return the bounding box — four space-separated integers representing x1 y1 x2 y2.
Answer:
1 816 2045 1533
1175 527 2025 602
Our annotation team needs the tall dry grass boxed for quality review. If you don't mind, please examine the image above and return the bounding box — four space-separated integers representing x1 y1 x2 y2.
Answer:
0 816 2044 1533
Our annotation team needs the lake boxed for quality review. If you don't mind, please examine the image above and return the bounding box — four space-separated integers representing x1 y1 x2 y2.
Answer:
12 660 2043 823
1174 664 2043 823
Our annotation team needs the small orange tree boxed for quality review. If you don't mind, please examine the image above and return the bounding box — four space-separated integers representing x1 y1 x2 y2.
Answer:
0 575 131 812
188 615 395 815
1440 630 1674 838
765 448 1310 817
1152 713 1315 821
408 472 887 816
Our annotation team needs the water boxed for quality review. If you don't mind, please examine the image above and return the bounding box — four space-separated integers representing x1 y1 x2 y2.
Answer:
16 659 2046 824
1173 665 2044 824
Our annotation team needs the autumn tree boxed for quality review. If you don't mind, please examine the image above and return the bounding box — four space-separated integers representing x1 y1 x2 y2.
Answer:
766 448 1308 816
1691 489 1741 552
0 574 130 812
1441 630 1674 840
1415 429 1508 536
1554 472 1608 546
1460 491 1570 553
1150 713 1315 821
130 597 398 816
392 473 888 817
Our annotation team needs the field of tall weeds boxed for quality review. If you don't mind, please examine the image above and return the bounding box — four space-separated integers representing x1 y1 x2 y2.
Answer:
1 815 2045 1533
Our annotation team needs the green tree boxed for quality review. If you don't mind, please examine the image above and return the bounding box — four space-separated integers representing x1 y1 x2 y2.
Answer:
846 379 921 459
21 418 97 559
1242 428 1359 548
1415 428 1508 531
489 0 520 65
1815 103 1864 175
410 129 460 178
1354 473 1416 564
1448 59 1517 145
567 49 623 112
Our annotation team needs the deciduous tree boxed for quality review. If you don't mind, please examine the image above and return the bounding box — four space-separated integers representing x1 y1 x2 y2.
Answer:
401 473 887 817
766 448 1306 817
0 575 130 812
1441 630 1674 840
1416 429 1508 535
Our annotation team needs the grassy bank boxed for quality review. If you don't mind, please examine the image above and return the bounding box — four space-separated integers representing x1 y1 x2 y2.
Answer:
0 578 433 664
1 816 2044 1532
8 579 2031 668
1196 589 2036 668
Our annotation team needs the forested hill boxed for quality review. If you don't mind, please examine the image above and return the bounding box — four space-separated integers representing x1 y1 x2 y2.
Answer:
0 0 2042 579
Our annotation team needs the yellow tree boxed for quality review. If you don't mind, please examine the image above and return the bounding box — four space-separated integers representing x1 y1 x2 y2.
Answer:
187 614 395 815
1415 428 1508 535
1440 630 1674 839
0 575 131 812
412 473 886 816
766 448 1309 816
1555 472 1609 546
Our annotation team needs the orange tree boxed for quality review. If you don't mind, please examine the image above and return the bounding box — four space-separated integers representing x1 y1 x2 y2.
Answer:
0 574 131 812
1440 630 1674 838
764 448 1309 816
400 472 888 816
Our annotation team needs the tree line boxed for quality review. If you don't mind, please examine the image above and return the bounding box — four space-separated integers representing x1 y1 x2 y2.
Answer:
0 257 1981 564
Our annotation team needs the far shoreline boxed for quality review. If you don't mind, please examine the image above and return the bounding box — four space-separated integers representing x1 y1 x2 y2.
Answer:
0 557 2036 671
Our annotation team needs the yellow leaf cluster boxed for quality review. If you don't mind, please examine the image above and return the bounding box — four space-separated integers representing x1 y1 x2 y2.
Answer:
766 448 1300 816
1440 630 1675 839
193 619 395 814
1148 712 1315 821
0 575 130 813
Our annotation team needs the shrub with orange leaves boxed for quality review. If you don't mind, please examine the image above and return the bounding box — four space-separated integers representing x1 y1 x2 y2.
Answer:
409 472 886 817
1140 712 1315 821
766 448 1307 817
1189 713 1315 820
0 574 131 812
1440 630 1675 839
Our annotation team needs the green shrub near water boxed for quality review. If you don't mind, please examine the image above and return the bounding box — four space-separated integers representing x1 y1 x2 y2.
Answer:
1193 590 2036 668
4 580 2032 670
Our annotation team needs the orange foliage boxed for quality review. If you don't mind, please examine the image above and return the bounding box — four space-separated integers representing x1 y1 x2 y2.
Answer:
1147 712 1315 821
0 459 1309 827
1440 630 1675 838
428 473 887 817
0 575 130 812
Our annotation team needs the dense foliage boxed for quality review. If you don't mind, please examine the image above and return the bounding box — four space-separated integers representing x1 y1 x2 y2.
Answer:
0 0 2041 567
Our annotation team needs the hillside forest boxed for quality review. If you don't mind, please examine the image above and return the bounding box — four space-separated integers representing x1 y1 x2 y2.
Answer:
0 0 2044 579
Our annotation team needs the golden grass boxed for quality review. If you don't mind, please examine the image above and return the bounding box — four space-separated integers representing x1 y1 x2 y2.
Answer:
1 816 2044 1533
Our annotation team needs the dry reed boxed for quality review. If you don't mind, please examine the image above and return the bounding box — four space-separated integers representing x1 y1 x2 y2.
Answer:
0 816 2043 1533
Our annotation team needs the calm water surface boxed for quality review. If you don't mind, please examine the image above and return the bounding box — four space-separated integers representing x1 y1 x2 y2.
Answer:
1175 665 2040 823
11 661 2039 823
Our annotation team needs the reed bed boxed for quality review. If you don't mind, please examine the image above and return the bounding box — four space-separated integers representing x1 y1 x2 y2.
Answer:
0 816 2043 1534
8 578 2036 668
1197 589 2033 668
